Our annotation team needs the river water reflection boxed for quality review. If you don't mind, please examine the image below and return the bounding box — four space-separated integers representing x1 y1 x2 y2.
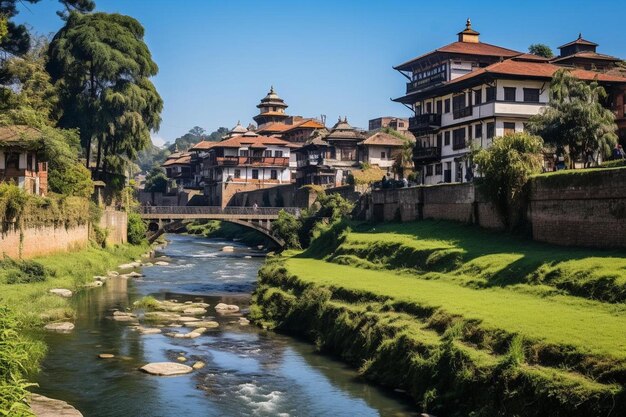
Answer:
34 234 417 417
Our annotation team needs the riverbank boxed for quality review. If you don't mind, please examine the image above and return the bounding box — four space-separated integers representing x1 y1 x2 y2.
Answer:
251 220 626 416
0 243 148 414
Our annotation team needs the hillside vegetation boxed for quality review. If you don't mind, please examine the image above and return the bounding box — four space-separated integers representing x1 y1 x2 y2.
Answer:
252 220 626 417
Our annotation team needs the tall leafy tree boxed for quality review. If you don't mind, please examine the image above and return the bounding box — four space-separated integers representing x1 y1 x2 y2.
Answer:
47 12 163 182
0 0 94 57
528 43 554 59
528 69 618 166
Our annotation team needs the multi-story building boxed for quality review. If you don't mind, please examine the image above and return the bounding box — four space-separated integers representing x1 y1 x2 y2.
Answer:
162 151 194 192
295 117 368 186
368 117 410 134
0 125 48 195
359 132 408 169
393 19 626 185
199 131 293 206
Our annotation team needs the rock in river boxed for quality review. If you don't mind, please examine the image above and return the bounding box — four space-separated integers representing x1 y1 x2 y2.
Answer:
140 362 193 376
154 261 169 266
49 288 72 298
98 353 115 359
214 303 239 313
183 307 206 315
44 322 74 332
30 393 83 417
192 361 205 370
185 320 219 328
222 245 234 252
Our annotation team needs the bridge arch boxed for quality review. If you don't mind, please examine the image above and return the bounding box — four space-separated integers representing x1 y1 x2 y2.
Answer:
139 206 297 249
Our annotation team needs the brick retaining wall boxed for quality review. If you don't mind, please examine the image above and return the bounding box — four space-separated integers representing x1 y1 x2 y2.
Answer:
0 224 89 259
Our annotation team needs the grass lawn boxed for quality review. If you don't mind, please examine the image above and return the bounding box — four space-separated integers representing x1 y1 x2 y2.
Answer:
0 243 148 326
286 257 626 360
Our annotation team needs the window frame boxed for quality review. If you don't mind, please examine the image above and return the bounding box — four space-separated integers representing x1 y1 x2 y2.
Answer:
504 87 517 102
523 88 540 103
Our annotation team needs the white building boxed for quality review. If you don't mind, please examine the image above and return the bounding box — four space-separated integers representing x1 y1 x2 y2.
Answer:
393 19 626 185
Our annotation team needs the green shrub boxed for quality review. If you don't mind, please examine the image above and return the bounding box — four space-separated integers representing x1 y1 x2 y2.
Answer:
133 295 160 310
127 212 147 245
271 210 302 249
600 159 626 168
0 257 48 285
0 305 45 416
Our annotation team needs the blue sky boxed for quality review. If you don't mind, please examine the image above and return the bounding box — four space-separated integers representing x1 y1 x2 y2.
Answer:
15 0 626 146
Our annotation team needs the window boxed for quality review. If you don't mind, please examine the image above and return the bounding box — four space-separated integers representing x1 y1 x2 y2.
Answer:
252 169 259 179
504 87 516 102
444 162 452 183
444 98 451 113
270 169 278 180
456 162 463 183
426 165 433 176
453 93 471 119
444 131 450 146
435 163 442 175
239 149 249 157
274 150 283 157
381 151 386 159
523 88 540 103
475 124 483 139
6 152 19 169
436 100 443 114
426 102 432 114
486 86 496 102
234 169 241 179
436 133 442 148
504 122 516 135
398 122 405 128
452 128 466 150
486 122 495 139
474 89 482 105
264 150 272 157
415 104 421 115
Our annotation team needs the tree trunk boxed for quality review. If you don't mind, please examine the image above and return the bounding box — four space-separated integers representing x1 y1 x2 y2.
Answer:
95 134 103 173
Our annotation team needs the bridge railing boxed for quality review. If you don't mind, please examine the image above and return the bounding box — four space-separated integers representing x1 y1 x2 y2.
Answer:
137 206 301 216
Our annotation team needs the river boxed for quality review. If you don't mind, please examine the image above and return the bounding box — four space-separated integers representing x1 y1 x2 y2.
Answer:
33 234 417 417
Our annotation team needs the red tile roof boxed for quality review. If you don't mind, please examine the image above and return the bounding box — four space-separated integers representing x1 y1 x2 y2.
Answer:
394 41 521 70
551 51 621 63
190 140 219 150
213 134 291 149
558 36 598 49
162 152 192 167
257 118 325 135
361 132 408 147
447 58 626 86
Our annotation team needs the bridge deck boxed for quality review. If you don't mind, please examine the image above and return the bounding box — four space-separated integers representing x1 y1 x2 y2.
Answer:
138 206 300 221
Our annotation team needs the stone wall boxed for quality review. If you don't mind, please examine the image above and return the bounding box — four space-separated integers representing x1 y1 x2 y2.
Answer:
227 184 316 208
365 169 626 248
0 223 89 259
529 169 626 248
99 210 127 246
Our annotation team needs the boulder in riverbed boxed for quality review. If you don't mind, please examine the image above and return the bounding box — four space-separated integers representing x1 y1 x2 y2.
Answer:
185 320 219 328
183 307 206 315
144 311 181 322
238 317 250 326
44 322 74 332
30 393 83 417
140 362 193 376
177 316 200 322
118 262 141 269
98 353 115 359
49 288 72 298
192 361 205 370
222 245 234 252
137 327 162 335
154 261 169 266
214 303 239 313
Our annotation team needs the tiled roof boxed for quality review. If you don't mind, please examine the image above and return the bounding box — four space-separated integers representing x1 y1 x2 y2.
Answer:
361 132 407 147
326 118 365 141
190 140 219 150
0 125 42 143
257 118 325 135
212 133 291 149
513 53 550 62
558 36 598 49
551 51 621 63
394 41 521 71
447 58 626 86
162 152 192 167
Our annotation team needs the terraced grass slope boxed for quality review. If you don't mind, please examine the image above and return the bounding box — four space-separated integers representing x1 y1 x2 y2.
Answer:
251 220 626 417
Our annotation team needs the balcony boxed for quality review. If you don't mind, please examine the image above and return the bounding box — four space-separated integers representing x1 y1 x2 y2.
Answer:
412 146 441 165
408 114 441 135
214 156 289 167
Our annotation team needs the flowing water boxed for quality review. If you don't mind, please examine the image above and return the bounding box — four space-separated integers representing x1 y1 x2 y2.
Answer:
34 234 417 417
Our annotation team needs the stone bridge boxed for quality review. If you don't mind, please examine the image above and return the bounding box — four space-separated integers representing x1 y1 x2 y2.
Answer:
137 206 301 247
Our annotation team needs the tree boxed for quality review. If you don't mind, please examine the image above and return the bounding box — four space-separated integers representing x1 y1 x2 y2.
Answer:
474 132 544 228
144 166 168 193
47 12 163 182
0 0 94 58
271 210 302 249
528 43 554 59
528 69 618 166
392 136 414 179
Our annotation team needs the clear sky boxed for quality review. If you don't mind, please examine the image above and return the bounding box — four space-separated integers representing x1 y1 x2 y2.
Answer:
14 0 626 146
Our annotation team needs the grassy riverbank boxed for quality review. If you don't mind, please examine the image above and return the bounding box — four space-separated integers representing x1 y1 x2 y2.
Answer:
0 243 148 415
186 220 274 248
252 220 626 416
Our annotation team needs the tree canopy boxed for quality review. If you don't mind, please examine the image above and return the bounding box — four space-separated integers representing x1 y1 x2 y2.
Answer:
474 132 544 228
528 44 554 58
166 126 228 153
528 69 618 165
0 0 94 57
47 11 162 184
